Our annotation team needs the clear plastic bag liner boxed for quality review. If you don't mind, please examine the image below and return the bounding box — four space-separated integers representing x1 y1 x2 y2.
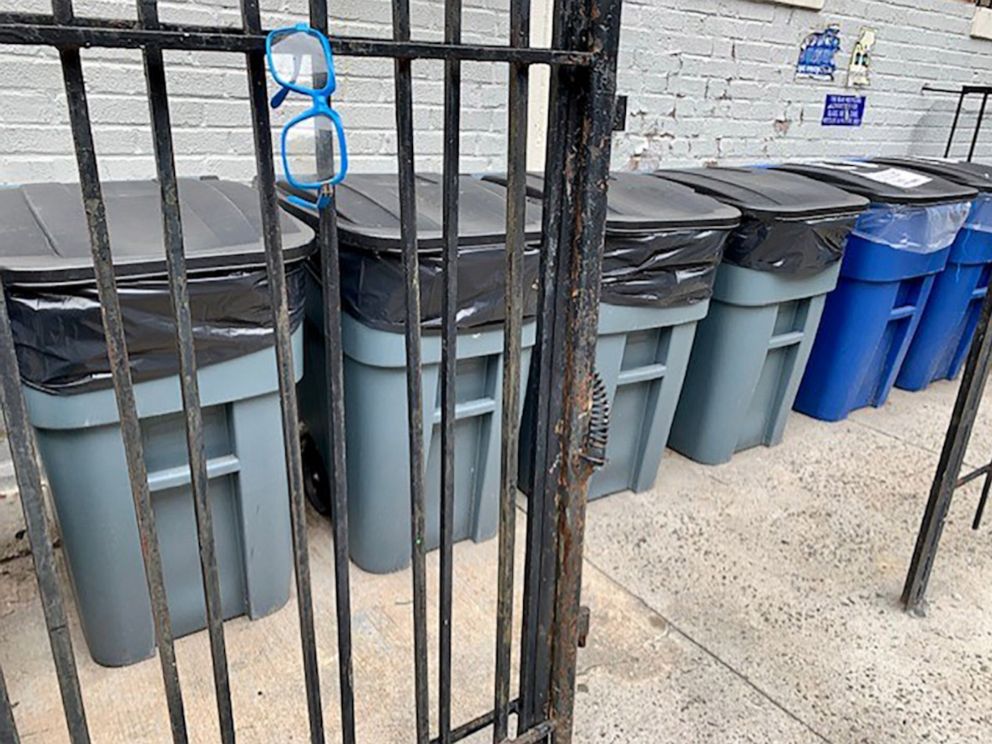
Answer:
599 228 729 307
851 200 972 252
964 193 992 234
723 213 859 276
7 265 306 395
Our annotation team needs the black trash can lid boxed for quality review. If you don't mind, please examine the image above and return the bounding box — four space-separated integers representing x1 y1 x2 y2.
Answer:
278 173 544 253
774 161 978 205
481 172 741 232
0 178 314 287
870 157 992 193
655 167 868 220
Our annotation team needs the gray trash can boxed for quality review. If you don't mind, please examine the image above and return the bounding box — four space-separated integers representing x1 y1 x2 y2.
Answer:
278 174 541 574
484 172 741 499
658 167 869 465
0 178 313 666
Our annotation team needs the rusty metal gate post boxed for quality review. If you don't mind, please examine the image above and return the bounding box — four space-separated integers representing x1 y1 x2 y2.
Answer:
517 0 623 739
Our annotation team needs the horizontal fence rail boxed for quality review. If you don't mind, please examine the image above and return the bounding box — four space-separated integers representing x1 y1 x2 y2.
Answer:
0 0 622 741
0 14 593 65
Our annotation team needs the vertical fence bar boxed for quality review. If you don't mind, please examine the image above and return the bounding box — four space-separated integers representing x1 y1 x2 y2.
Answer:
945 90 965 158
240 2 325 740
903 282 992 612
135 3 235 740
969 92 989 162
517 0 574 724
493 0 529 739
49 1 188 740
439 0 461 740
394 26 433 744
308 1 358 741
0 283 89 744
390 0 430 739
0 664 18 744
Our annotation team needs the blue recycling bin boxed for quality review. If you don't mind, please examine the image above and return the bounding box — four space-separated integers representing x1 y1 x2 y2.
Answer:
776 161 976 421
871 158 992 390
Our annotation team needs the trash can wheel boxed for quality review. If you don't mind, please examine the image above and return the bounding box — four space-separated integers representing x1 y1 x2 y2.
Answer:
301 432 332 517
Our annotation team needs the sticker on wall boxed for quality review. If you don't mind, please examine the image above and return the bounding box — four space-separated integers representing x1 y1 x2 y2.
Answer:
822 94 866 126
847 27 876 88
796 25 842 81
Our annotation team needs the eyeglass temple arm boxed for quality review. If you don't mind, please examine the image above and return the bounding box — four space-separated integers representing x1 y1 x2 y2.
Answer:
271 85 291 109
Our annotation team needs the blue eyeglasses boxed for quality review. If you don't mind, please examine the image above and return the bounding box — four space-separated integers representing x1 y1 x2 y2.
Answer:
266 24 348 210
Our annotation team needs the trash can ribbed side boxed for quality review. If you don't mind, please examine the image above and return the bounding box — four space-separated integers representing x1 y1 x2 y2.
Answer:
588 302 708 497
298 284 535 573
793 238 949 420
669 264 840 464
24 333 301 666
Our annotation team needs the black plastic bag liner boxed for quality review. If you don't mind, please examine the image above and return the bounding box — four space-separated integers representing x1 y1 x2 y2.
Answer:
482 172 741 309
0 178 314 394
277 174 544 330
656 167 869 277
774 161 978 205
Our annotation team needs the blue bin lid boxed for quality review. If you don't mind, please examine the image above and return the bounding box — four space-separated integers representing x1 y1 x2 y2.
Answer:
870 157 992 193
481 171 741 232
278 173 544 253
655 167 868 220
774 160 978 206
0 178 314 287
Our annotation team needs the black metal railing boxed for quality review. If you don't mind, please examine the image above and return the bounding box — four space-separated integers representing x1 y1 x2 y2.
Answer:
906 79 992 615
903 279 992 614
0 0 622 742
921 83 992 162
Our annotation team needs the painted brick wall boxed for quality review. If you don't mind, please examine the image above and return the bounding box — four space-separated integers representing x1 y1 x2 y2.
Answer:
0 0 512 183
0 0 989 184
614 0 992 170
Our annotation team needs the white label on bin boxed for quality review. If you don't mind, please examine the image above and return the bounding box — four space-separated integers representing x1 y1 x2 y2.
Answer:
859 167 932 189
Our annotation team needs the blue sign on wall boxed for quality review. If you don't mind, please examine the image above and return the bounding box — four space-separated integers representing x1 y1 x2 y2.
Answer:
796 26 842 81
822 94 866 126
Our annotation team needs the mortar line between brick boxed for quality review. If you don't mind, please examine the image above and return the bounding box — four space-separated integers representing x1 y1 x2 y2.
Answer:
581 554 836 744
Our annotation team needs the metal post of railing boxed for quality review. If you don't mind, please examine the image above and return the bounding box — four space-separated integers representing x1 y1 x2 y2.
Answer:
494 0 530 737
389 0 431 740
240 2 326 740
50 0 186 738
439 0 461 739
903 276 992 613
308 2 358 741
136 2 235 739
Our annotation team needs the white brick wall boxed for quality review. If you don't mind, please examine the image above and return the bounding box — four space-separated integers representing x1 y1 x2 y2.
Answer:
614 0 992 170
0 0 990 184
0 0 512 183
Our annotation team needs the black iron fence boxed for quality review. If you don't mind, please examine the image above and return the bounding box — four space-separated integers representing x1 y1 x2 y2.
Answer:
0 0 623 741
921 83 992 162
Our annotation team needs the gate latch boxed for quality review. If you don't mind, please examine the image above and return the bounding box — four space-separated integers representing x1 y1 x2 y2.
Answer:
577 605 591 648
581 371 610 469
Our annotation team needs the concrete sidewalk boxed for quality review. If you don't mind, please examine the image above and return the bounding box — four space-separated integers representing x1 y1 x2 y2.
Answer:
1 378 990 742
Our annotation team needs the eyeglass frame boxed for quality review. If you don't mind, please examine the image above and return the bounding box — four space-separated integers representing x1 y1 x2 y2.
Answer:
265 23 348 210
